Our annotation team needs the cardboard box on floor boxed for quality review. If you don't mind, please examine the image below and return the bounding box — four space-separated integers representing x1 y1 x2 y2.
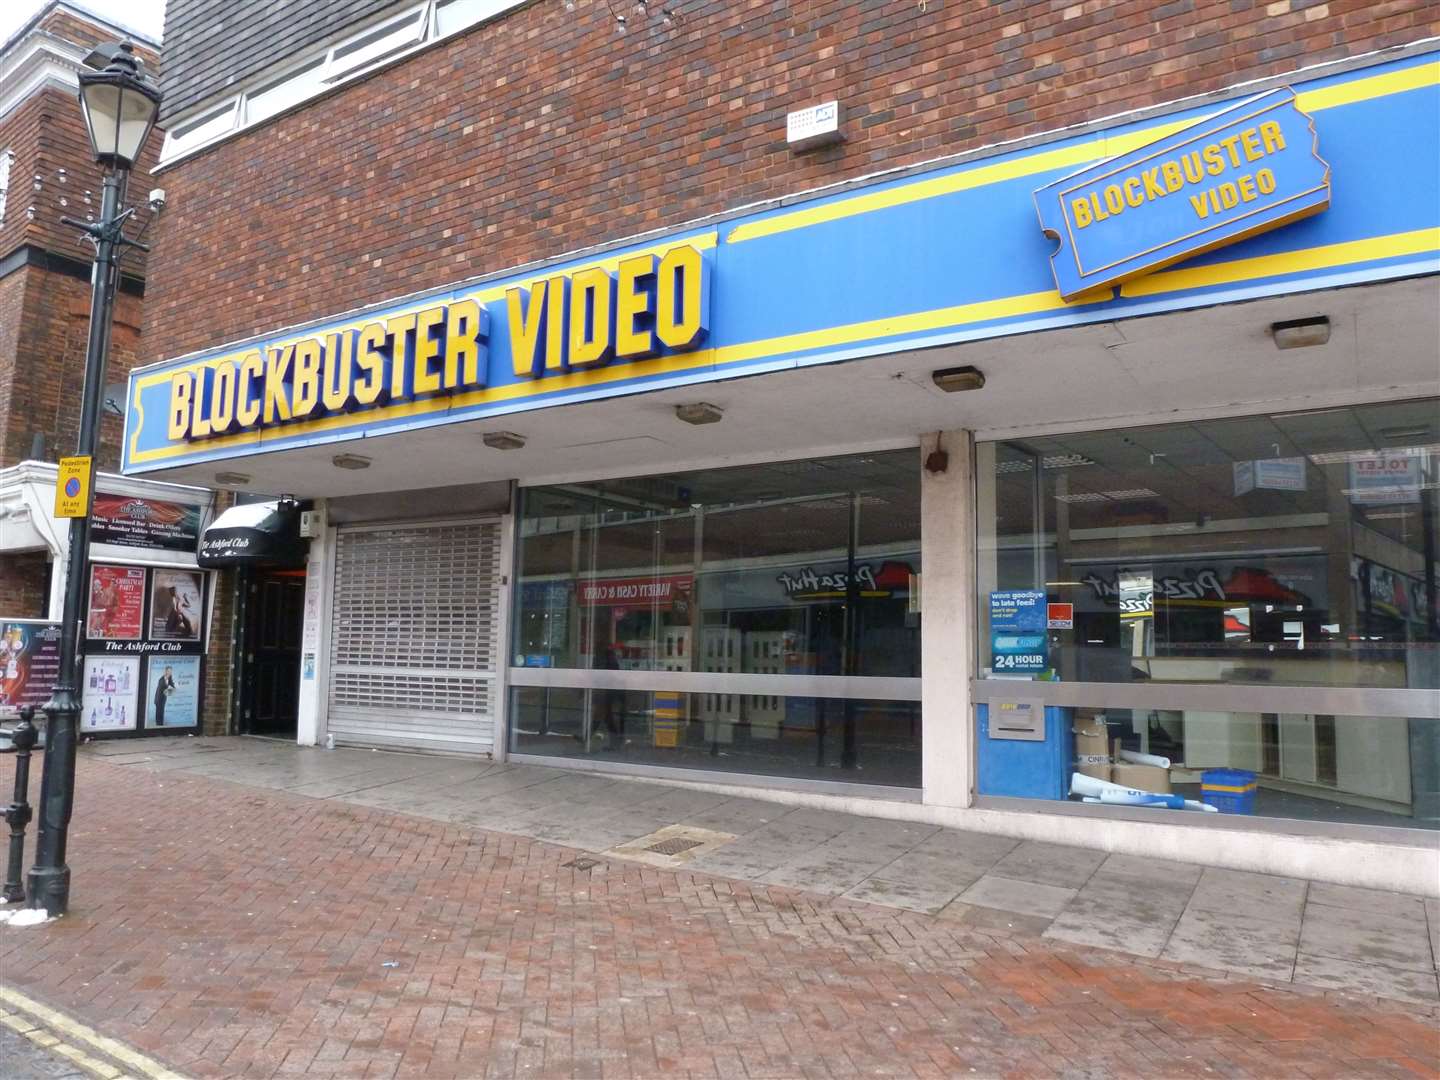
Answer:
1073 714 1109 758
1074 755 1111 783
1110 738 1171 792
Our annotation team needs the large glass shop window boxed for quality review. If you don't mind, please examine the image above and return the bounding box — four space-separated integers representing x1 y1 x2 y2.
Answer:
976 399 1439 829
510 450 921 786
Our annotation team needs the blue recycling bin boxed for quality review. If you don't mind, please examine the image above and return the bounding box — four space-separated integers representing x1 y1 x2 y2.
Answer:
976 703 1073 799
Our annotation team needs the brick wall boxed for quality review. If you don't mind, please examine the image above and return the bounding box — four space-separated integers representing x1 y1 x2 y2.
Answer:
142 0 1439 361
0 550 50 617
0 262 142 468
0 44 162 272
201 570 234 735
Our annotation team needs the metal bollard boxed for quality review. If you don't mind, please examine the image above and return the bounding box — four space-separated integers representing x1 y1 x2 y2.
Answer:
2 706 39 903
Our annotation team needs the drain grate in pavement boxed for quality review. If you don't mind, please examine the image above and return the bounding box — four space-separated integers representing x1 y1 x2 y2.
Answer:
562 856 603 871
606 824 736 867
645 837 703 857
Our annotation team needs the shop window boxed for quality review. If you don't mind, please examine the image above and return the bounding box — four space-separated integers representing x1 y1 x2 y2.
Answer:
510 449 922 786
975 398 1439 830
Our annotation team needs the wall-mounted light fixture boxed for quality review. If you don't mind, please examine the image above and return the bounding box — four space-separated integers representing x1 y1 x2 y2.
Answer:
931 366 986 392
482 431 526 450
1271 316 1330 350
675 402 723 425
332 453 371 470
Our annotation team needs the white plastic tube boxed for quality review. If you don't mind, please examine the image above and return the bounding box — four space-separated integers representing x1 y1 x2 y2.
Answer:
1116 748 1171 769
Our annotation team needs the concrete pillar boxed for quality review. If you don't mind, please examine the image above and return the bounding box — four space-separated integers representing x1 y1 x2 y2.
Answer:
295 501 331 747
921 431 977 808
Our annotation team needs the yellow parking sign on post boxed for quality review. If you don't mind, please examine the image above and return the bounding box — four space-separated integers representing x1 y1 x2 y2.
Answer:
54 456 93 518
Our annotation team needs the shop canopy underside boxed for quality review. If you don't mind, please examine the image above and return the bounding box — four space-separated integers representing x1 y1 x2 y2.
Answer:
135 277 1439 499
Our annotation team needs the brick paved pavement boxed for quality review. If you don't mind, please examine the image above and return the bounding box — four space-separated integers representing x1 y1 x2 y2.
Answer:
2 753 1438 1079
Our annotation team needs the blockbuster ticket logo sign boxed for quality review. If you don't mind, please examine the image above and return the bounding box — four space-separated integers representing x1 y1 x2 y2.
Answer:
160 241 710 445
1034 87 1331 300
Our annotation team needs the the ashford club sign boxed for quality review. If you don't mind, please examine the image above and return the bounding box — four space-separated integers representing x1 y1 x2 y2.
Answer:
162 241 710 443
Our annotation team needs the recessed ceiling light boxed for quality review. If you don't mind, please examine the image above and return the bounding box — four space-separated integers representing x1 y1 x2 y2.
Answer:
482 431 526 450
931 366 986 392
332 453 371 470
1271 316 1330 349
675 402 723 425
213 471 251 487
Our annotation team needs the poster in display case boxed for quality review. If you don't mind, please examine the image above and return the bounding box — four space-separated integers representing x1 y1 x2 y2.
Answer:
150 569 204 642
0 621 62 715
81 655 140 732
144 654 200 730
87 564 146 640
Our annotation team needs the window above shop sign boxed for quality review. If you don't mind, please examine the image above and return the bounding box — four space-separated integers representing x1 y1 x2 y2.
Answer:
158 0 526 166
1033 87 1331 301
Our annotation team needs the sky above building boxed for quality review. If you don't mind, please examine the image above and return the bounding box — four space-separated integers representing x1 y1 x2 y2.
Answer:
1 0 165 47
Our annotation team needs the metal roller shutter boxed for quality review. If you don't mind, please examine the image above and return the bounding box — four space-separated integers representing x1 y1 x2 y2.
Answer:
327 519 502 754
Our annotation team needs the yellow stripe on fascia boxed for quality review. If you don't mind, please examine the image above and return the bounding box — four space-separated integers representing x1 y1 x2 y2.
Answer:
728 61 1440 246
1120 226 1440 297
131 225 1430 466
712 288 1071 366
1296 59 1439 113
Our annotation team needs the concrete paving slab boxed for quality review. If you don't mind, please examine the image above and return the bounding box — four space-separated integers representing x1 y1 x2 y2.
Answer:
986 840 1105 890
1097 852 1204 886
935 900 1055 938
1188 867 1308 924
622 785 736 820
1292 952 1440 1006
679 797 787 836
958 874 1077 919
1162 907 1300 982
859 847 992 895
760 836 905 897
842 873 965 914
686 822 842 878
1042 894 1179 959
1075 865 1200 910
910 828 1018 863
1307 882 1429 920
1299 902 1434 973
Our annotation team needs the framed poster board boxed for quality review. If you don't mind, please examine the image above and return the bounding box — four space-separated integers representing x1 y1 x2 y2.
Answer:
1 621 62 716
149 569 204 642
81 655 140 732
87 565 146 640
143 654 200 730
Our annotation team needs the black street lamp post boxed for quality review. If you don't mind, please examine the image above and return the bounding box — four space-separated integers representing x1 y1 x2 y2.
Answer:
27 42 161 917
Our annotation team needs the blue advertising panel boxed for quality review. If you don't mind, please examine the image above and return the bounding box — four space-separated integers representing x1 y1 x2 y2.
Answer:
989 591 1048 675
123 53 1440 476
1033 88 1331 299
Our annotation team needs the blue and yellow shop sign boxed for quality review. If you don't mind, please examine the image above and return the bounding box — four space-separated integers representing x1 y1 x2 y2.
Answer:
124 53 1438 475
1034 88 1331 299
161 240 710 444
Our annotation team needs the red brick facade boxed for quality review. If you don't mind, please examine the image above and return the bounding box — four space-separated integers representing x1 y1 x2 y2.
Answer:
0 551 50 617
142 0 1439 361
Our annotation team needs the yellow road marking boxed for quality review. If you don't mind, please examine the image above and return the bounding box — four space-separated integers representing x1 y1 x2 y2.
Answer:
0 987 186 1080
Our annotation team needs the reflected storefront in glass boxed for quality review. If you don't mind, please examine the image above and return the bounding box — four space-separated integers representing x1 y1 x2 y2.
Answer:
509 449 922 788
975 399 1440 829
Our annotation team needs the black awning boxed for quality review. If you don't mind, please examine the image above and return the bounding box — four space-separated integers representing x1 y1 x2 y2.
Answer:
197 501 307 569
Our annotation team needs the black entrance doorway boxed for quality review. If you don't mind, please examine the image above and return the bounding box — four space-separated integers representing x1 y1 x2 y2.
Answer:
237 568 304 736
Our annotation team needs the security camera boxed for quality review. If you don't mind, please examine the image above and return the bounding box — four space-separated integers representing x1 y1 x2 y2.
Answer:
148 188 167 212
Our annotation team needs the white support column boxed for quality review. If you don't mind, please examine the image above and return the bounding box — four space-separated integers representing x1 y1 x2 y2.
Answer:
920 431 977 808
294 502 331 747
